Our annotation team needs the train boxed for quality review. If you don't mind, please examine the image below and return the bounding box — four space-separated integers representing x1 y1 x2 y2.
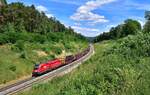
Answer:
32 46 90 77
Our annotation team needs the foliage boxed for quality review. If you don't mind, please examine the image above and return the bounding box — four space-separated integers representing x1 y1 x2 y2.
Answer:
0 3 65 33
94 19 141 42
19 33 150 95
144 11 150 33
0 2 88 84
15 11 150 95
143 21 150 33
0 2 87 45
105 33 150 58
9 65 16 72
145 11 150 20
0 34 88 84
15 40 25 51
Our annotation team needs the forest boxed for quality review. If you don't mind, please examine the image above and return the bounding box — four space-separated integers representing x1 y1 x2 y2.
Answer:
0 2 88 84
0 2 86 45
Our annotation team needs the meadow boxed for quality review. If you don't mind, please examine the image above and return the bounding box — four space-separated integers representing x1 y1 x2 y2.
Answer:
0 2 88 85
0 32 88 85
19 32 150 95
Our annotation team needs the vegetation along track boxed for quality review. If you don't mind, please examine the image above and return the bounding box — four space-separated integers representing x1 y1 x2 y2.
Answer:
0 44 94 95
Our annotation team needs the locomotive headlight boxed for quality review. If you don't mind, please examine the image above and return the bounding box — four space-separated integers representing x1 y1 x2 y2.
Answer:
43 66 47 68
34 70 38 72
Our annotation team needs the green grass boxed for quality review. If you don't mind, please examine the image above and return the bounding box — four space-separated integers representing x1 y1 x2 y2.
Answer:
18 41 114 95
18 33 150 95
0 32 88 84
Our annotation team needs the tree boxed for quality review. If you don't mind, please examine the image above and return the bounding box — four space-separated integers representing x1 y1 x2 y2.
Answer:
2 23 15 33
122 19 141 35
0 2 86 45
144 21 150 33
144 11 150 32
94 19 141 42
145 11 150 20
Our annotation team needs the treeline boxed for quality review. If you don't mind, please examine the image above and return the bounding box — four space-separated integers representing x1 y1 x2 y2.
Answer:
0 2 66 33
94 19 141 42
94 11 150 42
0 2 85 45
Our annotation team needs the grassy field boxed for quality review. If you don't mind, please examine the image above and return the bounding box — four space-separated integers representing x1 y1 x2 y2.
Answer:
19 33 150 95
0 32 88 85
18 41 114 95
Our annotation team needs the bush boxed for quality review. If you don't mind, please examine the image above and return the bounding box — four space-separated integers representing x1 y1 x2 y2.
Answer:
42 47 51 54
0 33 7 44
32 34 47 44
9 65 16 72
53 47 62 55
20 51 28 59
15 40 25 51
106 33 150 58
1 23 16 33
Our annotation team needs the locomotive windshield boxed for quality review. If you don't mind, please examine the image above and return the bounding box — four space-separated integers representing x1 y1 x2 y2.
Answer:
34 64 39 70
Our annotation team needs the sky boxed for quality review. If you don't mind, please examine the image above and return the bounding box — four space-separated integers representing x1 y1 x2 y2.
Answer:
7 0 150 37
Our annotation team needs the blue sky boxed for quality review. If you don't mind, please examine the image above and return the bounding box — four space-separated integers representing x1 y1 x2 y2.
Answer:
7 0 150 37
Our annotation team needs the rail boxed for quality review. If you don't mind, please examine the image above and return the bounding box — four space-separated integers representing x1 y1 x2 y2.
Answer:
0 44 94 95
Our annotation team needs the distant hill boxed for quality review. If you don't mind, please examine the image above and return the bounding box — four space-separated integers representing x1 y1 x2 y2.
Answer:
86 37 96 43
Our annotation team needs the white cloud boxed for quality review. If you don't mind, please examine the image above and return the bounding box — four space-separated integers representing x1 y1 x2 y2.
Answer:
36 5 48 12
138 20 145 27
70 0 116 25
46 13 53 18
49 0 81 5
71 26 100 36
72 26 99 32
74 22 82 26
36 5 54 18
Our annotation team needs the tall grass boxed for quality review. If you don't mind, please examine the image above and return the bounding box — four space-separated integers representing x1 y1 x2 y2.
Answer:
0 32 88 84
19 33 150 95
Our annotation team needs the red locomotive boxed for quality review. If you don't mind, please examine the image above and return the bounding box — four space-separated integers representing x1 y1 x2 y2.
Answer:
32 59 64 77
32 46 90 77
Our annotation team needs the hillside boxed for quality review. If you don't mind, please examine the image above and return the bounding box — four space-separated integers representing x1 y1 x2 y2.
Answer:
0 2 88 85
18 12 150 95
19 33 150 95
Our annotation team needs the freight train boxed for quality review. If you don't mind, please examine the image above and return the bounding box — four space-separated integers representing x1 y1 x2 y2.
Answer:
32 46 90 77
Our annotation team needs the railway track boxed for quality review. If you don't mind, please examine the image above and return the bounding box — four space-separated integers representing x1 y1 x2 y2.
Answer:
0 44 94 95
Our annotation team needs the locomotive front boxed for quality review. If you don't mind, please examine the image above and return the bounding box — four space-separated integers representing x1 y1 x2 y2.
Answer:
32 64 41 77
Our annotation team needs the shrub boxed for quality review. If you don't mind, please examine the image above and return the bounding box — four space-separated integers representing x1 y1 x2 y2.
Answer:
15 40 25 51
42 47 51 54
2 23 16 33
54 47 62 55
105 33 150 58
20 51 28 59
9 65 16 72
